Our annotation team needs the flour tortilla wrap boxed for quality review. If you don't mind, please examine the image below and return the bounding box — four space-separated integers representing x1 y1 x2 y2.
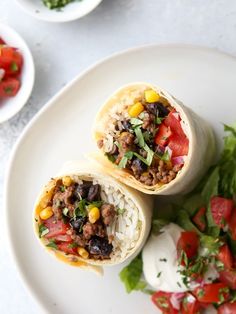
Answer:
92 82 215 195
34 161 152 273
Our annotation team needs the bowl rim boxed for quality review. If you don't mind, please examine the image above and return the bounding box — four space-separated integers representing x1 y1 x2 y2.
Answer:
14 0 103 23
0 22 35 124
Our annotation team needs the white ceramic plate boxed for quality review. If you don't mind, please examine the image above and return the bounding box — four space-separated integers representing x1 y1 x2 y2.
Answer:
15 0 103 23
0 23 35 123
5 45 236 314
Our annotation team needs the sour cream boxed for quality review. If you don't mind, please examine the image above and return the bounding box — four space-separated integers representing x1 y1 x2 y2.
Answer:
142 223 188 292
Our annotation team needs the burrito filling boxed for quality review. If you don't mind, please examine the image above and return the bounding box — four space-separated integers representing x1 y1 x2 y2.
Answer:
97 88 189 186
37 176 142 261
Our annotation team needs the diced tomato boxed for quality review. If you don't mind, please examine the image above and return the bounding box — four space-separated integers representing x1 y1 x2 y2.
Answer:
0 38 5 45
54 234 72 242
164 110 184 136
177 231 199 259
168 134 189 157
44 217 69 239
181 293 201 314
192 207 206 232
151 291 178 314
193 283 229 303
210 196 234 228
218 302 236 314
0 46 23 77
155 124 172 146
217 244 233 269
57 242 78 255
229 209 236 240
0 78 20 97
219 269 236 289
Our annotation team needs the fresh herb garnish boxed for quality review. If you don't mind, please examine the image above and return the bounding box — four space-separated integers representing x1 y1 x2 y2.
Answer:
159 258 167 262
68 242 78 249
155 117 164 125
117 208 125 215
60 185 66 192
134 126 145 148
74 199 87 218
46 240 58 250
105 153 116 163
200 235 223 255
10 61 18 72
38 224 49 238
157 271 162 278
130 118 143 127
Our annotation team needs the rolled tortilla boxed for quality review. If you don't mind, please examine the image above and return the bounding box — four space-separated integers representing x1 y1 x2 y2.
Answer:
92 82 215 195
34 161 152 273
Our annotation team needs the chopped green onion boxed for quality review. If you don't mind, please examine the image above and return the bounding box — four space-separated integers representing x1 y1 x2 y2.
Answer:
130 118 143 127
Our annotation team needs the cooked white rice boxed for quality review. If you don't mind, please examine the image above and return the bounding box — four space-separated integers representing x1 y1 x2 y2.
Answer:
93 178 143 262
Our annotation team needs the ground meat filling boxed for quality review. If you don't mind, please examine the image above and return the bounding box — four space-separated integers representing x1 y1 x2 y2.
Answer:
98 89 189 186
39 178 117 260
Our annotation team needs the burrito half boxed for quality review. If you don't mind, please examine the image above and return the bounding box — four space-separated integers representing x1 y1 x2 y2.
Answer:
34 161 152 272
93 82 215 195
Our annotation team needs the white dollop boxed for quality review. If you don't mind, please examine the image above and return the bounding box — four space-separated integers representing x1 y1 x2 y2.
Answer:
142 223 188 292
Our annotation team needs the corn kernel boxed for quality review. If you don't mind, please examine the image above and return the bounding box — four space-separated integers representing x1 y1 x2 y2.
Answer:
144 89 160 103
62 176 73 187
39 207 53 220
88 207 100 224
128 102 144 117
78 247 89 259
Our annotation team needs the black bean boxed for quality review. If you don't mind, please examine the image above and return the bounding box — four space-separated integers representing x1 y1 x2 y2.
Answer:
146 102 169 117
89 236 113 257
74 181 92 199
131 158 147 175
122 120 132 131
87 184 101 202
70 217 86 234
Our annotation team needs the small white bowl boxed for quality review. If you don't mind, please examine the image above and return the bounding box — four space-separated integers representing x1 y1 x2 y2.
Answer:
15 0 103 23
0 23 35 124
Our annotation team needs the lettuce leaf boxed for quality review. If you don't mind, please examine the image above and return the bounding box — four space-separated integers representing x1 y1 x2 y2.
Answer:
119 255 144 293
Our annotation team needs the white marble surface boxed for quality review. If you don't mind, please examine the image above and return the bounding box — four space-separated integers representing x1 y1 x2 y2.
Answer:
1 0 236 313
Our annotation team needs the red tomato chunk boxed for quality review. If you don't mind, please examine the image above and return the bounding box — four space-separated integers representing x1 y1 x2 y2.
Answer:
177 231 199 259
210 196 233 228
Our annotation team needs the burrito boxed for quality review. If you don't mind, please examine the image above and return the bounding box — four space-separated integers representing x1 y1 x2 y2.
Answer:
34 161 152 272
93 83 215 195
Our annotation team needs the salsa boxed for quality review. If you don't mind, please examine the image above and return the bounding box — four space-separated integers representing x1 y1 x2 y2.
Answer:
119 124 236 314
0 37 23 99
97 88 189 187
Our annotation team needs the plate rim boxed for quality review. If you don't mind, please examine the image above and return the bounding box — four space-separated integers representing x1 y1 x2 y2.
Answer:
4 43 236 313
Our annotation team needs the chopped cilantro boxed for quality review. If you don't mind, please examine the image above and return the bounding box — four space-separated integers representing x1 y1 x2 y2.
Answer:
117 208 125 215
60 185 66 192
157 271 162 278
105 153 116 163
74 199 87 218
10 61 18 72
130 118 143 127
134 126 145 148
155 117 164 125
38 224 49 238
159 258 167 262
46 240 58 250
68 242 78 249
